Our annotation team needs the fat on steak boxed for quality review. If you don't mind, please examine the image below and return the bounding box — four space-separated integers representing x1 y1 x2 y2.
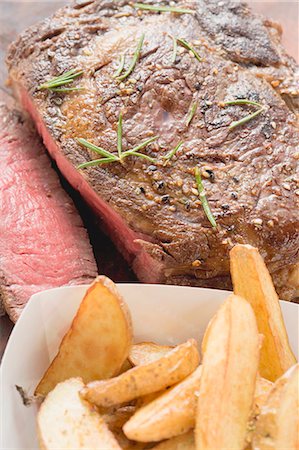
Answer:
0 96 97 321
6 0 299 298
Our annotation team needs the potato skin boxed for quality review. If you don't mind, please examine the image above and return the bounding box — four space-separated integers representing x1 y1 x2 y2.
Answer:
35 276 132 396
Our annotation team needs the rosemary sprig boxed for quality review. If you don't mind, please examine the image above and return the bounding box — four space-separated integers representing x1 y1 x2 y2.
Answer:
186 102 198 126
121 136 158 156
38 69 83 91
223 99 263 108
77 112 158 168
50 87 84 93
195 166 217 229
76 139 117 159
229 108 264 130
170 35 178 63
113 54 126 78
117 34 144 81
77 157 117 169
163 141 183 161
133 3 195 14
177 38 201 62
223 99 265 130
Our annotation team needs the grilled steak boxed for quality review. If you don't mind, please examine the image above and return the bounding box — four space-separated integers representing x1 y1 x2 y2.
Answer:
0 95 97 321
6 0 299 297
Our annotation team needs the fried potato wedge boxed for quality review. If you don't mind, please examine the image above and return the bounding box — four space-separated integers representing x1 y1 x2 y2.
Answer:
230 245 296 381
125 367 271 443
195 294 260 450
37 378 121 450
151 431 195 449
35 276 132 396
81 339 199 408
124 365 202 442
129 342 174 366
252 364 299 450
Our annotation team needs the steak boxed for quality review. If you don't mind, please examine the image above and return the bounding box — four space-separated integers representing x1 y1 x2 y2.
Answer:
0 94 97 321
6 0 299 298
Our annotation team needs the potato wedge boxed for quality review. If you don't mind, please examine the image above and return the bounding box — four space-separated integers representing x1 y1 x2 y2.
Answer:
195 294 260 450
35 277 132 396
230 244 296 381
129 342 174 366
125 367 271 443
124 365 202 442
252 364 299 450
37 378 121 449
151 431 195 449
81 339 199 408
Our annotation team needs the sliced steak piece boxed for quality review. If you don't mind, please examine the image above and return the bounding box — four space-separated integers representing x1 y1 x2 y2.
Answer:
6 0 299 298
0 97 97 321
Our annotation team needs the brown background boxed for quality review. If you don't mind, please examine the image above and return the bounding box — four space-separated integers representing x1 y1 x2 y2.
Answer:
0 1 298 358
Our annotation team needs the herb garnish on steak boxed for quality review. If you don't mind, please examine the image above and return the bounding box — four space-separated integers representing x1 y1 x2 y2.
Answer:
6 0 299 298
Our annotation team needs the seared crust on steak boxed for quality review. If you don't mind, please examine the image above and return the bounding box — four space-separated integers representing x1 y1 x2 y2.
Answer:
6 0 299 298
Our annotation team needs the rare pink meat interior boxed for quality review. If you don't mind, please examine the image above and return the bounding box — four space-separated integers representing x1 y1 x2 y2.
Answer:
0 98 97 321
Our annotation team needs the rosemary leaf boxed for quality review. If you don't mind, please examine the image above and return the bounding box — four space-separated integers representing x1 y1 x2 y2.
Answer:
229 108 264 130
186 102 198 126
195 166 217 229
113 54 126 78
224 99 263 108
125 151 156 162
76 138 117 159
130 136 158 153
170 35 178 64
50 87 84 93
38 69 83 91
117 112 123 158
133 3 195 14
121 136 158 160
164 141 183 161
117 34 145 81
77 157 117 169
177 38 201 62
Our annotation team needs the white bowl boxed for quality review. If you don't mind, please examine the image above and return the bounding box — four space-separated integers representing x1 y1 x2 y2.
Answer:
0 284 298 449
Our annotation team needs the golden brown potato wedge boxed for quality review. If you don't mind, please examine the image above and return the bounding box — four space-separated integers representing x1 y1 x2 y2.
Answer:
151 431 195 449
37 378 121 449
195 294 260 450
230 244 296 381
123 365 202 442
35 277 132 396
125 367 272 444
129 342 174 366
252 364 299 450
81 339 199 408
